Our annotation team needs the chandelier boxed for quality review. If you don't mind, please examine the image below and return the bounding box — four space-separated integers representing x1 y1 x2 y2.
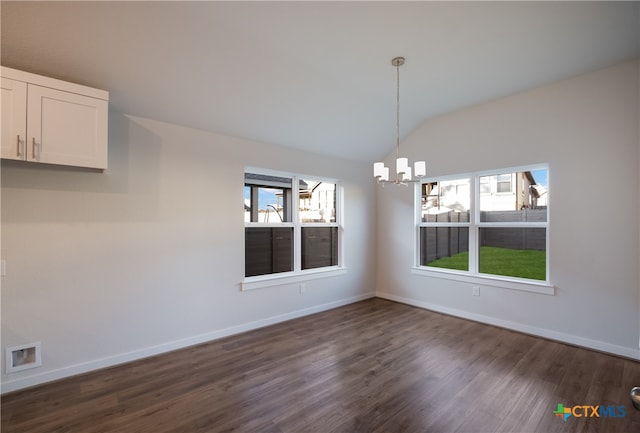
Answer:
374 57 426 185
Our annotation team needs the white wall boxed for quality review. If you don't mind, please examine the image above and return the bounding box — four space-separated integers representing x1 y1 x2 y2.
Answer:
376 60 640 359
1 114 377 392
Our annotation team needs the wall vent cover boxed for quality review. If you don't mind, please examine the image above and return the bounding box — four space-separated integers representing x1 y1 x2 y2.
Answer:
6 342 42 373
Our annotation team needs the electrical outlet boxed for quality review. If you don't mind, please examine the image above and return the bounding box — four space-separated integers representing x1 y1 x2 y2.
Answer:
299 283 306 294
472 286 480 296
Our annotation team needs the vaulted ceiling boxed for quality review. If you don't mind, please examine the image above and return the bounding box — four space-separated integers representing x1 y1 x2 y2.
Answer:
2 1 639 163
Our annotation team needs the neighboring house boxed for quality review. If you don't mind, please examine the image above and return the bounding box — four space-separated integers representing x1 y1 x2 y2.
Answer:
298 182 336 223
479 171 543 211
421 170 546 219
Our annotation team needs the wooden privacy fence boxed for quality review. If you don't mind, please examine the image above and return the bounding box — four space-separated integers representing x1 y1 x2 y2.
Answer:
420 211 470 265
420 209 546 264
245 226 338 277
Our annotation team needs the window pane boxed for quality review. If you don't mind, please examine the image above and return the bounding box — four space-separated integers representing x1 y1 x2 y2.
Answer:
420 227 469 271
245 173 292 223
479 227 546 280
299 180 336 223
257 186 287 222
421 178 470 221
480 169 548 222
245 227 293 277
301 227 338 270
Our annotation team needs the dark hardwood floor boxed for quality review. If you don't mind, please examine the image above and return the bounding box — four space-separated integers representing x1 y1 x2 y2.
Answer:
2 298 640 433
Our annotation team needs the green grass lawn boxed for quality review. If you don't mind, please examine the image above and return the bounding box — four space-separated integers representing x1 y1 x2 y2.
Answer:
426 246 546 280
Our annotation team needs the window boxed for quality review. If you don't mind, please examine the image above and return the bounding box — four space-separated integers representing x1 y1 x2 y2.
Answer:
299 180 338 271
416 165 549 290
496 173 513 193
244 174 294 277
419 178 471 271
244 169 342 283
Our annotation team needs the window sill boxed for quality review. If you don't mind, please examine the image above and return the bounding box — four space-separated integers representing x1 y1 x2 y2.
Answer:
411 267 555 295
241 267 348 291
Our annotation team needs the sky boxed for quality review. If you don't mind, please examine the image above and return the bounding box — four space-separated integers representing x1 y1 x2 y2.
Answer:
530 169 548 189
244 187 281 210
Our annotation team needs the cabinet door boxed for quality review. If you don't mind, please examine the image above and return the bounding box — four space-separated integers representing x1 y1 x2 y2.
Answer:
27 84 108 169
1 78 27 161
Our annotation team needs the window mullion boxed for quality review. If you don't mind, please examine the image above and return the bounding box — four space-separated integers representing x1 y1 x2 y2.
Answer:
468 175 479 273
292 175 301 272
477 222 548 228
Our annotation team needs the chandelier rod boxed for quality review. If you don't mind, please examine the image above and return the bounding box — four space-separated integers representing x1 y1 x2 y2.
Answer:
396 57 400 162
393 57 404 164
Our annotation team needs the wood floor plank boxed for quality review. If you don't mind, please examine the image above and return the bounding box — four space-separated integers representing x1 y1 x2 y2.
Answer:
2 298 640 433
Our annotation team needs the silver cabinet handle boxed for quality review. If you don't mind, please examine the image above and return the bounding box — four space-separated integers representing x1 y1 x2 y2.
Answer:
16 135 21 157
32 137 37 160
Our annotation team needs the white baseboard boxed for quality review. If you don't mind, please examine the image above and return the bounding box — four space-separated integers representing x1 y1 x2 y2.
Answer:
377 291 640 361
1 292 375 394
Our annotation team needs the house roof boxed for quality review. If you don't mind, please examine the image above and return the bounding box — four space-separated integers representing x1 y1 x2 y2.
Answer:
2 1 638 163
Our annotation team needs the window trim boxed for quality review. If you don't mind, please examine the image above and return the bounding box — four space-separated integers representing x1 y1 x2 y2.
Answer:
242 167 345 289
242 266 348 291
414 164 552 295
410 267 554 295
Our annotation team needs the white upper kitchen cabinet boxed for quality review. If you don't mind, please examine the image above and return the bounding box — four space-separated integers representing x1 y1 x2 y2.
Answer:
1 67 109 170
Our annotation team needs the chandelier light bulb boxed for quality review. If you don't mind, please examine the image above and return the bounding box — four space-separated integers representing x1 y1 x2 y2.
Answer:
374 162 385 178
402 167 413 181
396 157 408 175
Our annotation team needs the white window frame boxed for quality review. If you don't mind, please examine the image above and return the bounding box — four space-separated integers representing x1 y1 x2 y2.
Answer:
242 167 346 291
412 164 553 295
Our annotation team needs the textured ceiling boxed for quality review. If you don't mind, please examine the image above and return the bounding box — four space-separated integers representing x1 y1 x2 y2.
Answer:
2 1 639 163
